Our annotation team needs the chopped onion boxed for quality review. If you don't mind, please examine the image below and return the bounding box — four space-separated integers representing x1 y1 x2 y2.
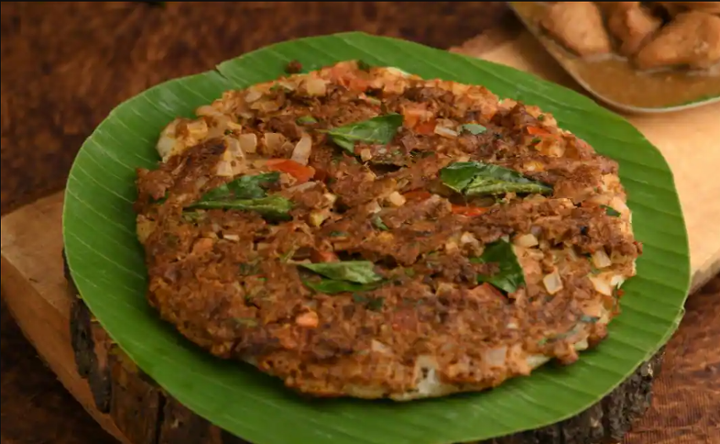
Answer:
238 133 257 153
194 177 208 189
482 346 507 368
136 217 156 244
444 240 459 253
591 249 612 269
308 210 329 227
226 121 243 131
256 100 281 113
460 232 478 246
280 141 295 154
156 124 180 162
434 126 458 138
387 191 406 207
263 132 285 151
523 160 545 172
451 82 470 95
291 134 313 165
360 148 373 162
610 274 625 288
186 119 208 138
366 201 382 214
224 137 245 160
386 67 410 77
277 80 295 91
245 89 263 103
573 339 589 351
610 196 629 215
223 234 240 242
323 193 337 205
371 340 391 354
286 182 317 193
527 354 551 369
543 270 563 294
514 233 539 248
196 105 223 117
589 275 612 296
436 282 455 295
305 78 327 96
216 160 234 177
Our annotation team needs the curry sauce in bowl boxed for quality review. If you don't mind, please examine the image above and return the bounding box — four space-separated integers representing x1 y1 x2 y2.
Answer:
510 2 720 113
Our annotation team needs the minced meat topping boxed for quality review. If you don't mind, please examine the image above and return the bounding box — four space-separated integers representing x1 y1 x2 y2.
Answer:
134 61 641 400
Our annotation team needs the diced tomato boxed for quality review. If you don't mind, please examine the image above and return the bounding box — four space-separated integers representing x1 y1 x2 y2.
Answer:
266 159 316 184
451 205 489 216
480 282 505 299
329 64 352 80
311 250 339 263
329 64 369 92
402 104 428 128
526 126 551 136
415 118 437 135
403 190 433 201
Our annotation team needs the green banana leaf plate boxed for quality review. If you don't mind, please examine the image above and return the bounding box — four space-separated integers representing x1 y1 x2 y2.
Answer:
62 32 690 444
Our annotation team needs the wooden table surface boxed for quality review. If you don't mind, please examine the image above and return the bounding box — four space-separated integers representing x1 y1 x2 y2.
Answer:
0 3 717 444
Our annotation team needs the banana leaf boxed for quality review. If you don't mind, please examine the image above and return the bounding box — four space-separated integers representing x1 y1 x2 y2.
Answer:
62 32 690 444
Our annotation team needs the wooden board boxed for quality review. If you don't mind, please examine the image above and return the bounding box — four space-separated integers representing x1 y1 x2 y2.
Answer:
2 27 720 444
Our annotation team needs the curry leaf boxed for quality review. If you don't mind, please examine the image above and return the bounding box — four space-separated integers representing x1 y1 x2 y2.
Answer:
296 115 318 125
458 123 487 135
303 279 382 294
299 260 383 284
325 114 403 154
440 161 552 196
372 215 389 231
471 239 526 293
602 205 621 217
189 195 293 220
200 172 280 201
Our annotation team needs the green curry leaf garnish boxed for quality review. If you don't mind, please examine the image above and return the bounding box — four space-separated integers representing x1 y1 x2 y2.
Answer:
324 114 403 154
471 239 526 293
440 161 552 196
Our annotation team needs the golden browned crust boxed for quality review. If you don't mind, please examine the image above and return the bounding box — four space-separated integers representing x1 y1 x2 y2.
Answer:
134 61 640 400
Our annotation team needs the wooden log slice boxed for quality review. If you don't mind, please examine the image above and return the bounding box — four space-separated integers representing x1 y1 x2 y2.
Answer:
65 251 665 444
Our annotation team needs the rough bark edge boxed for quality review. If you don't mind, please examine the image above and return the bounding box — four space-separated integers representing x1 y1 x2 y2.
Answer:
64 250 663 444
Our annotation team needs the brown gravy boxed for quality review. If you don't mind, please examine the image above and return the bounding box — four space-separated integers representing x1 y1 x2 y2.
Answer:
512 2 720 109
